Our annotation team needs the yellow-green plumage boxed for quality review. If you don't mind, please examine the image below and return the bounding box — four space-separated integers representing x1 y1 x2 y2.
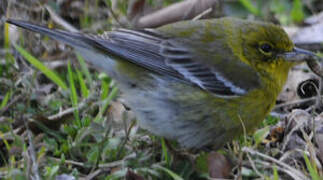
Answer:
112 18 296 148
7 17 307 149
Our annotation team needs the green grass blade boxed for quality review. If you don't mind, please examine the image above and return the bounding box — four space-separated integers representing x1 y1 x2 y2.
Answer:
239 0 261 16
4 23 9 49
5 23 15 65
273 166 279 180
161 138 170 167
153 164 184 180
253 126 269 147
94 86 118 122
100 76 110 100
76 69 89 98
303 152 320 180
14 44 68 90
0 90 11 109
67 61 81 126
76 53 92 83
291 0 304 23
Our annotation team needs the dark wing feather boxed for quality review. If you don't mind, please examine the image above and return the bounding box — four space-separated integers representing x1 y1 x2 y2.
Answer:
94 29 182 78
93 29 248 96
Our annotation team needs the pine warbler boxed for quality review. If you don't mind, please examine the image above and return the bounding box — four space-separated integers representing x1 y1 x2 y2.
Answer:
7 17 318 149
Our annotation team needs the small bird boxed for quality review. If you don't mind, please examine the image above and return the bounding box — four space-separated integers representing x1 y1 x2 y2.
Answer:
7 17 317 149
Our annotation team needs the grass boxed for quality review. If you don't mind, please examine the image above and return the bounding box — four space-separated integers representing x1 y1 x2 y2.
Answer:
14 44 68 90
1 0 323 179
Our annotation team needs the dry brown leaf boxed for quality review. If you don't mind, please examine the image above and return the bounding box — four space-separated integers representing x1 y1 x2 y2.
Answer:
108 101 127 124
126 170 145 180
265 126 284 144
282 110 311 150
207 151 232 179
127 0 146 21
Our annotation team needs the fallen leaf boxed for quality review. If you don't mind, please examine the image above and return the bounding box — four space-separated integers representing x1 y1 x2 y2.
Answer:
126 170 145 180
127 0 146 21
207 151 232 179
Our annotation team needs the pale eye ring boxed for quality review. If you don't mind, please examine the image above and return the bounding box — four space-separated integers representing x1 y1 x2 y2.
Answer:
260 43 272 53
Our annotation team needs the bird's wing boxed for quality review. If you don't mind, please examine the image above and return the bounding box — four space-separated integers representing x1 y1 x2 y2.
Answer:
93 28 261 97
7 19 261 97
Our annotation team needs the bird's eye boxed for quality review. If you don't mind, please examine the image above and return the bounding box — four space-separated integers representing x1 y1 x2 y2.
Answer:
259 43 273 55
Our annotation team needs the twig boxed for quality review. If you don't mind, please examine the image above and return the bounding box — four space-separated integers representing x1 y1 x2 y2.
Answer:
192 7 212 21
2 127 23 141
253 159 305 180
25 120 41 180
274 96 319 110
48 93 97 120
45 5 79 32
243 147 309 180
49 153 133 169
105 2 125 28
82 169 103 180
281 110 309 151
116 112 135 159
49 157 86 167
54 153 138 175
245 153 265 179
238 115 247 145
301 127 322 170
98 159 124 168
99 152 136 168
279 149 301 162
136 0 219 28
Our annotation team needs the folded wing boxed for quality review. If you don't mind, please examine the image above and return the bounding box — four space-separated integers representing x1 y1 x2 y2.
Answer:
7 19 261 97
94 29 258 97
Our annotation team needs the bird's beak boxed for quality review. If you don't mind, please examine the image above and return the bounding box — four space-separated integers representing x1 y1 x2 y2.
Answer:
282 47 323 78
281 47 317 62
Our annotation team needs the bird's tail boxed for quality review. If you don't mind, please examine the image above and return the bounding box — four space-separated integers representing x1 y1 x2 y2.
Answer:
6 19 94 50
